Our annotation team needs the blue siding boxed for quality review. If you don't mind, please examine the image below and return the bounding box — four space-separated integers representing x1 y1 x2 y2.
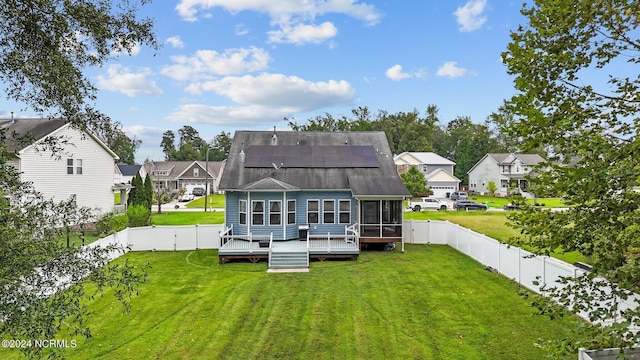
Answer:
225 190 356 240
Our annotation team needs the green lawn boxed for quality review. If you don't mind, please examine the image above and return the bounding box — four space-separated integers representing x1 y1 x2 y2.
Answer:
1 246 592 359
463 195 565 209
185 194 225 208
151 211 224 225
405 211 588 264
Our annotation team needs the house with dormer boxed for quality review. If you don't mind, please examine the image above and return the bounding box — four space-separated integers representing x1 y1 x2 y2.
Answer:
467 153 546 196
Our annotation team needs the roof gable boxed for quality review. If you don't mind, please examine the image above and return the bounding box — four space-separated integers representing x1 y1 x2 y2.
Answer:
393 152 455 166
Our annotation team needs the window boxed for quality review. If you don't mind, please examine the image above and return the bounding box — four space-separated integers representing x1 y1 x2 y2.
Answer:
287 200 296 225
252 201 264 225
307 200 319 224
67 159 74 174
422 164 428 172
323 200 335 224
470 179 477 188
76 159 83 175
501 179 508 189
269 201 281 225
339 200 350 224
239 200 247 225
194 168 199 177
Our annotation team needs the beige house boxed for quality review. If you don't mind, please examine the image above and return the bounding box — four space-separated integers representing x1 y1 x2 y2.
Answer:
143 160 225 195
393 152 460 198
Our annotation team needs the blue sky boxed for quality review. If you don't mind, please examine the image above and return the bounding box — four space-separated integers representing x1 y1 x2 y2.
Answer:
2 0 528 162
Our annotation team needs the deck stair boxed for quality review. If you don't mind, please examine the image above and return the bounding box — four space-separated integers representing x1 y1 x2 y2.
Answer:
268 249 309 271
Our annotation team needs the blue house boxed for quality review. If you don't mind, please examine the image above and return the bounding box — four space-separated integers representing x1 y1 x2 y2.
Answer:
217 130 411 268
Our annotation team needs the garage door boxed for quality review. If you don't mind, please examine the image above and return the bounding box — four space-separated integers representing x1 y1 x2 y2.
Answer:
430 186 456 198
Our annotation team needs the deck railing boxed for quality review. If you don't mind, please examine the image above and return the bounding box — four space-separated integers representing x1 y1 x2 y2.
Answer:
306 223 359 252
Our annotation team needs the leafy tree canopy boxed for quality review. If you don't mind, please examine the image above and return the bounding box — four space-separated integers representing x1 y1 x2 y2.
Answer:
0 1 156 357
502 0 640 350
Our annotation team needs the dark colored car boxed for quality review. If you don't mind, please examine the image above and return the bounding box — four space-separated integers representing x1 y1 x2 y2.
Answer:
191 187 205 196
503 203 521 211
454 200 487 211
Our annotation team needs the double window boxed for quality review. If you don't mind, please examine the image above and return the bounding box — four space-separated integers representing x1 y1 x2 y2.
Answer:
67 158 83 175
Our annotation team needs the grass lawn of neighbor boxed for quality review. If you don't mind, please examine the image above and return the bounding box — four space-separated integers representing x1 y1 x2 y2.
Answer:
1 246 593 360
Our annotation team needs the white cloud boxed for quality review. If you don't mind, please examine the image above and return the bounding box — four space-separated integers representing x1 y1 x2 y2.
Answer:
166 36 185 48
235 24 249 36
161 47 271 82
385 64 426 81
112 42 141 56
436 61 468 78
191 73 355 111
175 0 380 45
166 73 355 125
96 65 163 97
166 104 293 126
268 21 338 44
175 0 382 25
454 0 488 32
385 64 411 81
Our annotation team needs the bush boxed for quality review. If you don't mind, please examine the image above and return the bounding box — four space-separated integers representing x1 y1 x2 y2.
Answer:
96 211 128 235
127 204 151 227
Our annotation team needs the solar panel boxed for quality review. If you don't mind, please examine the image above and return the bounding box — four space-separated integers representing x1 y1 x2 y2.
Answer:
245 145 379 168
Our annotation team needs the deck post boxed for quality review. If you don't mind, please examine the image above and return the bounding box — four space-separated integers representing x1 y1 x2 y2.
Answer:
327 232 331 253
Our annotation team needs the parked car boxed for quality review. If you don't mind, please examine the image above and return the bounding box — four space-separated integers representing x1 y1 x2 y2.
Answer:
179 193 194 202
450 191 468 200
192 187 205 196
503 203 521 211
407 197 448 211
454 200 487 211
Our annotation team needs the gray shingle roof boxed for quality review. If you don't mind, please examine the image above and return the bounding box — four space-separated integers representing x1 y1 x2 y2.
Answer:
0 118 67 152
219 131 411 197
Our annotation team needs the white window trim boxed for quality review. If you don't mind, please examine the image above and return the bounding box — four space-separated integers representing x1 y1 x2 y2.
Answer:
252 200 264 226
339 200 350 224
323 199 335 224
269 200 282 226
239 199 247 225
307 199 319 224
287 200 296 225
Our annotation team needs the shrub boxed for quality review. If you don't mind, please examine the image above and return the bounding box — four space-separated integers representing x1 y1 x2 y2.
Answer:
127 204 151 227
96 211 128 235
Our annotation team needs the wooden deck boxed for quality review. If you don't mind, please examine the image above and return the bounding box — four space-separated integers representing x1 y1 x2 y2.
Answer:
218 239 359 264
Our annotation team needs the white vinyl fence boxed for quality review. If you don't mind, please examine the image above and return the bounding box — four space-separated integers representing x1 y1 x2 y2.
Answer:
94 220 640 328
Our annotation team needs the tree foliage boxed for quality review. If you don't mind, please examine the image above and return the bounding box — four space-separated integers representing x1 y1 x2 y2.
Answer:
0 1 156 356
161 126 231 161
400 166 428 197
503 0 640 351
97 122 141 165
0 0 157 130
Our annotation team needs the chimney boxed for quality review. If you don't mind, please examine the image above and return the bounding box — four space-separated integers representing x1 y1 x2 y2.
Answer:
271 126 277 145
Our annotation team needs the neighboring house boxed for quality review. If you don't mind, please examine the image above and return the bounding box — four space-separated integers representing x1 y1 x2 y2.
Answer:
467 153 546 196
114 163 143 185
393 152 461 198
142 160 224 195
1 118 119 215
218 130 411 266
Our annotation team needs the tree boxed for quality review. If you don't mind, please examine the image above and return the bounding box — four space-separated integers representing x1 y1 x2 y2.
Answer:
143 173 153 210
160 130 177 160
127 172 143 208
503 0 640 351
400 166 428 197
0 0 156 130
208 131 232 161
486 181 497 196
160 126 207 161
98 122 141 165
0 1 156 356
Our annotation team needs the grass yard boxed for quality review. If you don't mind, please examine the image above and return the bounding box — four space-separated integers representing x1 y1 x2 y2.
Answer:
1 246 591 359
185 194 225 209
151 211 224 225
405 211 588 265
466 195 565 209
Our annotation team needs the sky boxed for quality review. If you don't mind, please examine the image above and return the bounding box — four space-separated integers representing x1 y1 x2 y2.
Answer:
2 0 529 163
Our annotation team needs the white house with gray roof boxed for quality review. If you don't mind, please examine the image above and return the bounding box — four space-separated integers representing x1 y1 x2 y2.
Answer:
467 153 546 196
1 118 119 214
393 152 461 198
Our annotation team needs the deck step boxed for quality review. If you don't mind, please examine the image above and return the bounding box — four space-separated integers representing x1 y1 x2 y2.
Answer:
269 251 309 270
